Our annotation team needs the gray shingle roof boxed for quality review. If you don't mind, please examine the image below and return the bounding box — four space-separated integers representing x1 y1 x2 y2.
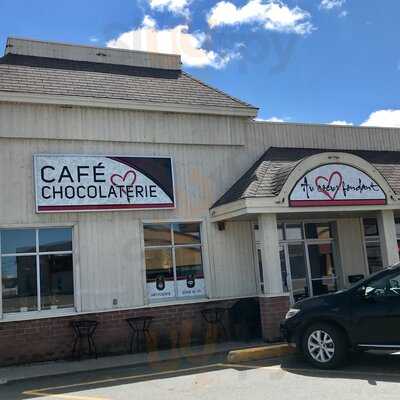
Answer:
0 54 257 113
211 147 400 208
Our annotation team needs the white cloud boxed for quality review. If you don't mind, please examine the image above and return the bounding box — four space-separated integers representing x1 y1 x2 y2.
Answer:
338 10 348 18
149 0 189 16
362 110 400 128
107 16 239 69
142 15 156 29
329 120 353 126
207 0 314 35
256 116 285 122
319 0 345 10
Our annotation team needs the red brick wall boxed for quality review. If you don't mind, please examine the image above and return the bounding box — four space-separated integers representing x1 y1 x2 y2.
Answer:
0 298 248 366
259 295 290 342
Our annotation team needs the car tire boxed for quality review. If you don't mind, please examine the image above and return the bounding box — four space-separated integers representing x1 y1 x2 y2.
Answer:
302 323 348 369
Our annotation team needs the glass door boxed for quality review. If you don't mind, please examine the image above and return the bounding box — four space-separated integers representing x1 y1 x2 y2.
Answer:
279 221 339 302
253 221 339 301
307 243 337 296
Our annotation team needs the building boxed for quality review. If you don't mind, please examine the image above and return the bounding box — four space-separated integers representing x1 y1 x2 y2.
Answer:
0 37 400 365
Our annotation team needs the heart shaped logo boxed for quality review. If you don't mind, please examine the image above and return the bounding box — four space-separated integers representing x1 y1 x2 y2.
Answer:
315 171 343 200
110 170 137 194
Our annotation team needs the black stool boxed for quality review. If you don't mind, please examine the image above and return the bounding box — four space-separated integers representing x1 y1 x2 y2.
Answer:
71 320 98 359
201 307 228 342
126 316 154 353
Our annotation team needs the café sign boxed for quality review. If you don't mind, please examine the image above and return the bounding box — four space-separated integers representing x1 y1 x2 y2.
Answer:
34 155 175 212
289 163 386 207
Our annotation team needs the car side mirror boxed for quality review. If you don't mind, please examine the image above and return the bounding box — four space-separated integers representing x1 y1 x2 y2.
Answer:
364 286 377 299
357 286 376 299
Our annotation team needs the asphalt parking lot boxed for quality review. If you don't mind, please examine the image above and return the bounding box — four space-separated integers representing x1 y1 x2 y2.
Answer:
3 350 400 400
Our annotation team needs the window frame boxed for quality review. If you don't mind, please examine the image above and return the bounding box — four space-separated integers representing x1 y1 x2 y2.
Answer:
142 219 208 303
253 220 338 297
0 223 77 320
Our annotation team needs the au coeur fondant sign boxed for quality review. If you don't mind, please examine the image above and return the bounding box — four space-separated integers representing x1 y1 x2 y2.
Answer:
289 163 386 207
34 155 175 212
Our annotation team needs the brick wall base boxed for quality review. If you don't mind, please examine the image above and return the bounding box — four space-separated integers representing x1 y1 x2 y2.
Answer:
259 295 290 342
0 298 261 366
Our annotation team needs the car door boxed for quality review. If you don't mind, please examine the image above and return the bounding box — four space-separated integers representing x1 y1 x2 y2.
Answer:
378 273 400 345
351 269 400 346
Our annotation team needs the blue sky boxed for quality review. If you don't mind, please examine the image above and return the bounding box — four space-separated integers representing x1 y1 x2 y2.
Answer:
0 0 399 126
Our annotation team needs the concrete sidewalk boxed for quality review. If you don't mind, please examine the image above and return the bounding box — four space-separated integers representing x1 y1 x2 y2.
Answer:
0 341 263 384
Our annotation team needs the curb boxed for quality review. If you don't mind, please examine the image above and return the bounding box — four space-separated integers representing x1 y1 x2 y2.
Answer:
0 341 263 383
227 343 294 363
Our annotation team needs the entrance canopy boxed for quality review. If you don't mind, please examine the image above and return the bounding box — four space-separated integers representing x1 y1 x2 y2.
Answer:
210 147 400 221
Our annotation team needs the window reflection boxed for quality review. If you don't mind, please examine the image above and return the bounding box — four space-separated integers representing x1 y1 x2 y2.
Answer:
1 255 37 313
363 218 379 237
40 254 74 309
145 248 173 282
257 249 264 293
308 243 335 279
173 223 201 245
366 242 383 274
363 218 383 274
1 230 36 254
279 245 288 292
312 278 337 296
143 224 172 247
39 228 72 252
288 244 309 301
305 223 332 240
175 247 203 279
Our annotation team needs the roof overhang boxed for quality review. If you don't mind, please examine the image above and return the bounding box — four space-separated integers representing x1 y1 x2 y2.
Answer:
0 91 258 117
210 198 400 222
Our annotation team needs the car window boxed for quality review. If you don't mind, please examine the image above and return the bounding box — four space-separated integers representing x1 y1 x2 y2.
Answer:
364 271 400 297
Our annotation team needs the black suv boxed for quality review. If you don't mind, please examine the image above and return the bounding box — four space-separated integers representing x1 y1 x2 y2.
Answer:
281 264 400 369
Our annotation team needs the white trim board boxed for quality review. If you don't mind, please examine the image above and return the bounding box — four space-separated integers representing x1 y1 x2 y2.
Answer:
0 92 258 118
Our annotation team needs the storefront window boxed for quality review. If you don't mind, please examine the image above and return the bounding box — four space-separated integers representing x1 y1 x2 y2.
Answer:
305 223 332 240
277 224 284 241
1 228 74 314
363 218 383 274
144 223 205 301
285 224 303 240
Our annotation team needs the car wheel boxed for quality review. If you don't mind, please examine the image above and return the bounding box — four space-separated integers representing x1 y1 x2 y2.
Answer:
302 323 348 369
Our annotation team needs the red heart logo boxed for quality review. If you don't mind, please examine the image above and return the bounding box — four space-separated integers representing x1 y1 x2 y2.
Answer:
110 170 137 194
315 171 343 200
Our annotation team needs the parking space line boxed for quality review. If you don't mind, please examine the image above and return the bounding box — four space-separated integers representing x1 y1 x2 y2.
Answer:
23 389 110 400
223 361 400 379
22 363 225 398
221 362 278 370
